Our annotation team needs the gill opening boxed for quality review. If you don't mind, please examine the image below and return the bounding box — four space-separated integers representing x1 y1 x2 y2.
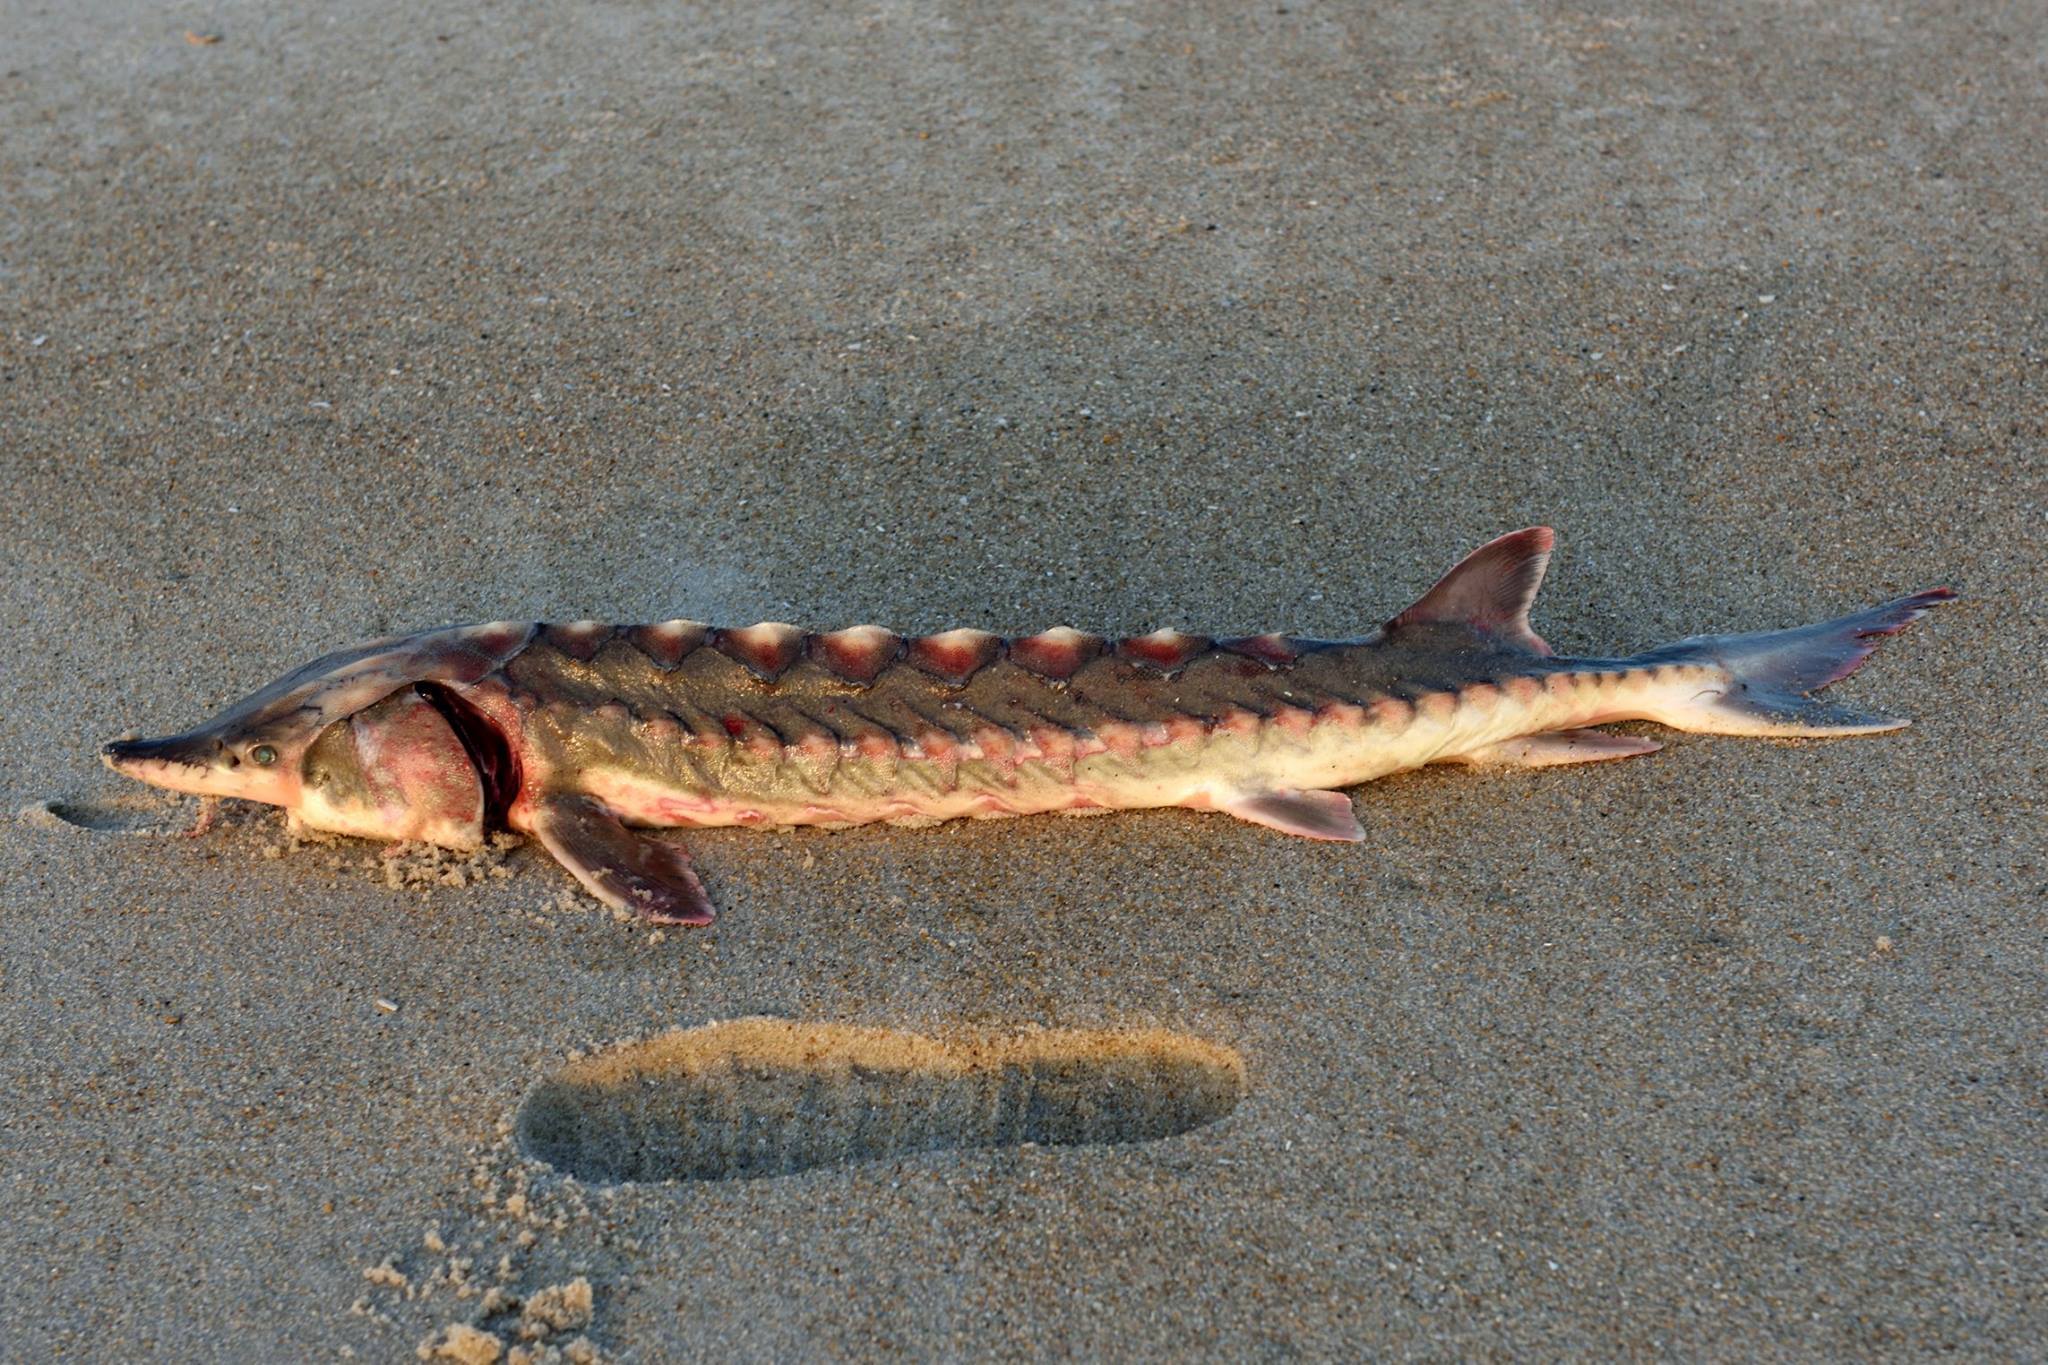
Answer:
415 683 520 828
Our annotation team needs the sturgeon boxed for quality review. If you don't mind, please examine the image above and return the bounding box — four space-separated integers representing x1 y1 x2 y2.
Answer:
102 529 1953 925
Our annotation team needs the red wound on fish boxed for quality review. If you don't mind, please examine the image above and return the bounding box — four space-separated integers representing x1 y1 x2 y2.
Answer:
1118 628 1212 674
1009 627 1103 681
1220 633 1300 668
908 629 1002 685
628 620 708 669
543 621 614 661
811 625 903 684
715 623 806 681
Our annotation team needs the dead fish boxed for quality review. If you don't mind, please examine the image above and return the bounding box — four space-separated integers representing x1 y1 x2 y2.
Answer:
102 529 1953 926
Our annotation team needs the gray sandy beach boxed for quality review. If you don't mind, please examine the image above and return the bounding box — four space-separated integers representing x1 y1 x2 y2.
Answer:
3 1 2042 1357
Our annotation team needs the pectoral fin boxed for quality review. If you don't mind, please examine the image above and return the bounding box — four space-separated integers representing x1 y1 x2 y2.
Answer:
1455 729 1662 767
526 794 716 925
1215 788 1365 842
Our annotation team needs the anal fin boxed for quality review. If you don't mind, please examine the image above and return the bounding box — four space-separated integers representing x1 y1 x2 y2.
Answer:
1456 728 1662 767
526 794 716 925
1215 788 1365 842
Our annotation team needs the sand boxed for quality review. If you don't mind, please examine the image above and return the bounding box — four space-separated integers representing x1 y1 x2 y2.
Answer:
2 0 2042 1357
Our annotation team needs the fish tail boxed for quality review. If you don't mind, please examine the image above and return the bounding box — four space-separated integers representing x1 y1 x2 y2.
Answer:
1642 587 1957 736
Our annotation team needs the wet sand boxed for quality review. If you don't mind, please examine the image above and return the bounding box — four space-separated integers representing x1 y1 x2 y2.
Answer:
2 1 2041 1357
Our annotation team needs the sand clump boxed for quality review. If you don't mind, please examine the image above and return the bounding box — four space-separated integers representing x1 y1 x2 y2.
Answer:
272 823 625 926
519 1278 595 1339
420 1322 507 1365
250 820 521 894
418 1311 600 1364
413 1276 599 1364
364 1259 410 1291
367 831 523 891
357 1144 614 1362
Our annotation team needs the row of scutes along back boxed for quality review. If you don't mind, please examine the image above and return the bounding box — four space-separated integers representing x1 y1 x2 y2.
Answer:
528 621 1331 687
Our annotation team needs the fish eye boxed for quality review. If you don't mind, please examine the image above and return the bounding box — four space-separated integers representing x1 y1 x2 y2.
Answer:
250 744 278 767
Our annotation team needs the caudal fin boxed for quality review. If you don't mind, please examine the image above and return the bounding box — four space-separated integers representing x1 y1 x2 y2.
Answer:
1649 588 1957 737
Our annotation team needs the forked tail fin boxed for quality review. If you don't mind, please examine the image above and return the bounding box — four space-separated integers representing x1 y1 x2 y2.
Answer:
1647 588 1957 736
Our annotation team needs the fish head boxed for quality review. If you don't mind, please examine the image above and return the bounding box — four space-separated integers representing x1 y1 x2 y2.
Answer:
101 722 308 808
102 622 533 846
104 684 497 847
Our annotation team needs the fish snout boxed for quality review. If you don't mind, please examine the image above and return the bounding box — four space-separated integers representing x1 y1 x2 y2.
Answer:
101 732 243 799
103 727 303 807
103 733 218 773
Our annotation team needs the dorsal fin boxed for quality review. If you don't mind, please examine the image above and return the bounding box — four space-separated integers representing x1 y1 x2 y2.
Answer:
1387 527 1554 655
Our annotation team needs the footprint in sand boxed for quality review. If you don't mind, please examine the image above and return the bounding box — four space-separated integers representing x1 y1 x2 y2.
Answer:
516 1018 1246 1183
20 794 195 835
